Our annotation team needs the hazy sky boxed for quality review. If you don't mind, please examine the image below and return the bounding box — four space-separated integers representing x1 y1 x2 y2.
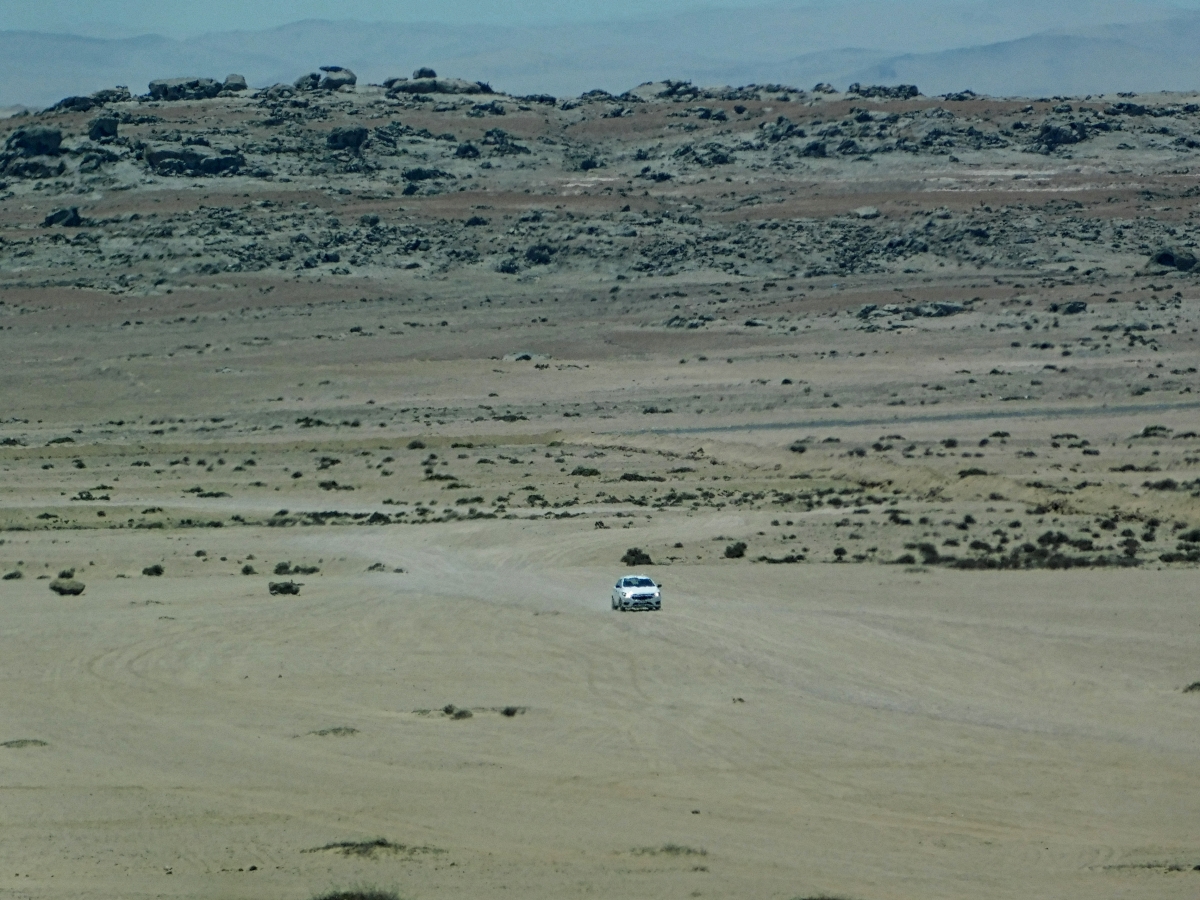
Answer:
10 0 1197 38
0 0 791 37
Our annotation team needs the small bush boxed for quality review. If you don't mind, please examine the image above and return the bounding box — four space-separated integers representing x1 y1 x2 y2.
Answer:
312 889 403 900
2 570 22 580
268 581 301 595
407 439 426 450
788 441 807 453
1185 682 1200 693
724 542 747 559
49 578 85 596
958 467 988 478
241 564 256 575
142 564 164 576
621 547 653 566
571 466 600 476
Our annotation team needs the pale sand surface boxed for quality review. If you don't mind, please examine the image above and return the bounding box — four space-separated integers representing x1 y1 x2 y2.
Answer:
2 525 1199 899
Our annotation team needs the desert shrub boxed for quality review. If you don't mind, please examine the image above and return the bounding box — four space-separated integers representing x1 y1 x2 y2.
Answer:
312 889 402 900
407 439 425 450
788 441 807 453
724 542 747 559
621 547 653 566
571 466 600 476
3 570 22 580
241 564 256 575
268 581 301 595
958 467 988 478
142 564 164 576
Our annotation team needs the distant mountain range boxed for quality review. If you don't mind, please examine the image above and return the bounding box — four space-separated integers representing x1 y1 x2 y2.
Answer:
2 0 1200 108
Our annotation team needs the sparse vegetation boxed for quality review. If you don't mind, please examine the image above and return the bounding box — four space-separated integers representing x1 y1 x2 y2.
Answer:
724 541 747 559
621 547 653 566
142 564 164 576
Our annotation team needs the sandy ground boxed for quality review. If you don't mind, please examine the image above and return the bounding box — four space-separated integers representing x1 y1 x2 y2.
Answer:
3 81 1200 900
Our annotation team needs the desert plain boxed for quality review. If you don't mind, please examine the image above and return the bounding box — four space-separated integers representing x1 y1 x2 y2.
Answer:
1 72 1199 900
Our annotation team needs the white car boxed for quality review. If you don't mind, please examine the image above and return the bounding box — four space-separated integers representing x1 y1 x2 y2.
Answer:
611 575 661 611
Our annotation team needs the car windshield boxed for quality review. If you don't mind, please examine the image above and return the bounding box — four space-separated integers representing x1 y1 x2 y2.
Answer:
625 577 655 587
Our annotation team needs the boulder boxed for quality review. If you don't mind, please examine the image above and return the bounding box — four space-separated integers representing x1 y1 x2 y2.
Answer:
144 144 244 176
222 74 248 92
389 77 489 95
294 72 321 92
413 67 438 79
6 126 62 157
42 207 82 227
1147 245 1197 271
327 126 368 152
848 83 920 100
49 578 85 596
53 95 97 113
148 77 221 101
319 66 356 90
88 116 118 141
90 86 132 104
852 206 880 219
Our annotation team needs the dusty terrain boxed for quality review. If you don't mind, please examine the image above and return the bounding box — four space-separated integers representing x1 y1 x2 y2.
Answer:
1 74 1199 900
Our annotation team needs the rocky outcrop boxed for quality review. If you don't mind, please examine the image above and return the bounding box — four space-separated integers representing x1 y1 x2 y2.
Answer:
327 126 368 152
149 77 222 101
6 127 62 157
143 144 244 176
386 77 492 95
318 66 356 90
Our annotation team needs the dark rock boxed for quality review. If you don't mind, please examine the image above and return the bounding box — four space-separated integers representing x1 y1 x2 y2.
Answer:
390 77 489 95
327 126 369 152
89 116 118 141
519 94 557 105
294 72 321 92
54 95 97 113
1148 245 1197 271
812 83 837 93
144 144 243 176
90 86 132 104
42 207 82 227
455 142 480 158
1033 121 1089 151
848 83 919 100
268 580 301 595
49 578 85 596
1062 300 1088 315
148 77 221 101
319 66 357 91
413 67 437 79
222 74 248 92
6 126 62 157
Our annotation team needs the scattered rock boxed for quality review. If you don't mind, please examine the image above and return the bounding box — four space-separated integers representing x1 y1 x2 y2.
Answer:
42 207 82 227
222 74 248 92
144 144 244 176
1147 245 1197 271
853 206 880 219
327 126 369 152
268 581 302 595
88 116 118 141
